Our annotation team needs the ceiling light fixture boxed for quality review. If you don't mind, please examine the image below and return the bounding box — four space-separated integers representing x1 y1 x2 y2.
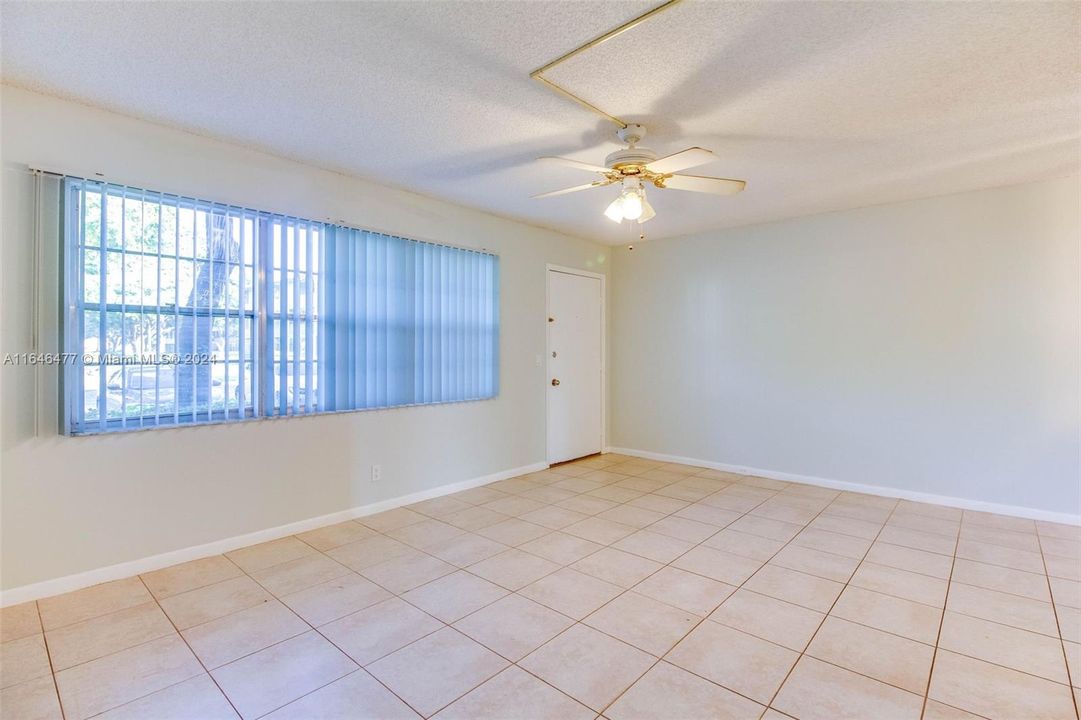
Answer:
604 178 656 224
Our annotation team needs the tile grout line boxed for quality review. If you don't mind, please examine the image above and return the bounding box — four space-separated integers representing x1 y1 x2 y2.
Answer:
759 496 908 716
1034 527 1081 720
34 599 67 720
915 510 961 720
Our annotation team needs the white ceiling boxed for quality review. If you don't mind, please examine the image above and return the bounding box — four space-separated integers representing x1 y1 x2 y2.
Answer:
3 1 1078 244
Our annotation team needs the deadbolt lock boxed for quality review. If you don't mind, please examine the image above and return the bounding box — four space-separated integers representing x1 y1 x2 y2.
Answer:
551 378 560 386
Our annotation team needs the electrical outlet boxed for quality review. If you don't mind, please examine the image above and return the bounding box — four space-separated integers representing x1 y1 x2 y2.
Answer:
371 464 382 483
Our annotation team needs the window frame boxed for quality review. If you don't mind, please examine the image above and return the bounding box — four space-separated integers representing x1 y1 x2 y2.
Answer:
60 176 499 436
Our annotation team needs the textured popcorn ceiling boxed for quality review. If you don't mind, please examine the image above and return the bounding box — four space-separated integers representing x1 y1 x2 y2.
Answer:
2 1 1078 244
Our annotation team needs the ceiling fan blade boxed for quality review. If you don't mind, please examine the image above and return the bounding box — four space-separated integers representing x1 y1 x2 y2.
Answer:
532 181 611 199
663 174 746 195
538 156 611 174
646 147 716 174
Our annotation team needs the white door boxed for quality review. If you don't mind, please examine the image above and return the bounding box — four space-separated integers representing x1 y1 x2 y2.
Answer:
547 269 603 464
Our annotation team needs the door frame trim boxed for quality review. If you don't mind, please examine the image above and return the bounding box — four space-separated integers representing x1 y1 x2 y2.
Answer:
545 264 607 464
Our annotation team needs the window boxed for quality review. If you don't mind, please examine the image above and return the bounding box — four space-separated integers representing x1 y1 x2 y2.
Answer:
60 177 498 434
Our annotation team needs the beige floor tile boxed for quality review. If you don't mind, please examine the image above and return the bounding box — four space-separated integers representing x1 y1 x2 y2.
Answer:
1042 536 1081 560
401 571 507 623
877 526 957 556
451 486 511 506
585 591 699 655
475 518 551 546
563 517 637 545
557 494 620 515
793 528 872 559
950 558 1050 602
432 665 593 720
1063 641 1080 689
520 531 604 565
367 627 507 717
0 675 63 720
279 572 391 627
666 621 798 704
0 633 51 689
1038 521 1081 541
964 511 1035 534
807 616 933 694
865 542 953 579
225 537 317 574
251 553 351 597
409 496 473 519
850 561 948 607
159 576 272 630
429 533 508 567
467 548 560 590
674 503 742 527
606 661 765 720
587 485 644 503
295 520 374 551
182 600 308 669
770 544 859 583
1055 603 1080 644
0 602 42 644
519 505 589 530
960 525 1042 553
553 477 605 494
360 549 455 593
320 597 442 665
645 515 718 543
442 506 510 532
387 518 467 550
1050 576 1081 609
939 610 1068 684
703 528 786 561
749 501 817 526
453 594 573 661
325 534 416 571
38 577 152 631
699 491 763 514
1045 553 1081 582
955 539 1045 575
46 601 175 671
140 556 242 599
616 529 695 564
806 514 883 540
831 586 941 644
482 495 546 517
54 634 202 720
597 504 666 529
633 566 736 615
211 631 356 720
524 485 579 504
727 514 803 542
929 649 1076 720
571 547 663 588
946 582 1059 637
921 700 986 720
357 507 427 533
773 656 924 720
671 546 763 585
519 624 654 712
519 567 623 620
96 674 238 720
709 589 824 651
265 668 419 719
888 513 960 538
743 565 844 613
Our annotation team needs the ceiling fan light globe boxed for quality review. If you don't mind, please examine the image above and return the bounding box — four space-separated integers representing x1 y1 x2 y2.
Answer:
622 192 643 220
604 197 626 223
637 196 656 223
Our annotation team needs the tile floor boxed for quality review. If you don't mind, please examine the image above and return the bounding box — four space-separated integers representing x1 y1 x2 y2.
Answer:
2 454 1079 719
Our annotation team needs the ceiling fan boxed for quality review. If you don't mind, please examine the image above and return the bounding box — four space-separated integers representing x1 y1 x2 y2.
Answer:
533 124 746 224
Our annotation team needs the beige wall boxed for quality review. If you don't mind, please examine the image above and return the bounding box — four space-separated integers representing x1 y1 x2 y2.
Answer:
0 87 610 590
611 176 1081 517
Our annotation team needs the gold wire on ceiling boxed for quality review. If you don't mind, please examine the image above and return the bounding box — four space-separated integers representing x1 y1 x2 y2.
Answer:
529 0 684 128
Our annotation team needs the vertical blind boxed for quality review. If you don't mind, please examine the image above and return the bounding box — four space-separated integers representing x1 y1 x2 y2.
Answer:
59 175 499 434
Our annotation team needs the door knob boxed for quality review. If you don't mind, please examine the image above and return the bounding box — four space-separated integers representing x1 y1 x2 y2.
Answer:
551 378 560 386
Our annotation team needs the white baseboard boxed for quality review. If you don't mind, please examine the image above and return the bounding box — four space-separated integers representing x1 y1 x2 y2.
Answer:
606 447 1080 526
0 461 548 608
